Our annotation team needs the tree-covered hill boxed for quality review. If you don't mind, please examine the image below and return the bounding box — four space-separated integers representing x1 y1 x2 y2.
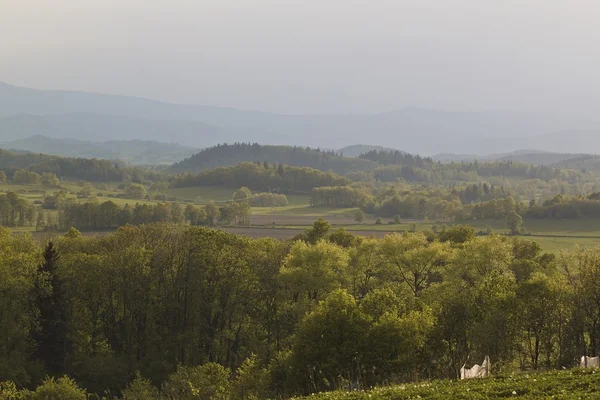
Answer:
169 143 378 175
0 135 198 165
0 149 164 182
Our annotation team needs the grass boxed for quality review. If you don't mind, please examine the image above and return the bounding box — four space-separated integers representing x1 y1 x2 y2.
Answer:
294 368 600 399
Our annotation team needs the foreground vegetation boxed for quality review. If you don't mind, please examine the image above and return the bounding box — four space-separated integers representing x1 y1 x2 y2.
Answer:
295 369 600 400
3 221 600 398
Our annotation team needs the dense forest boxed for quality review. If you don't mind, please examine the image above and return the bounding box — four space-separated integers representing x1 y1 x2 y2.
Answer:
1 222 600 398
0 149 165 183
170 143 378 175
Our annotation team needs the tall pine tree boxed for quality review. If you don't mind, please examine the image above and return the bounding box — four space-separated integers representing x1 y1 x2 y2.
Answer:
33 241 69 376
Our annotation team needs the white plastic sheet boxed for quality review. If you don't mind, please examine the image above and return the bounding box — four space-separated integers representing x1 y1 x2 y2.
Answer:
580 356 600 368
460 355 490 379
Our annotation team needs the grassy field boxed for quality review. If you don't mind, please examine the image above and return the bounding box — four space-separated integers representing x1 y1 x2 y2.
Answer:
4 181 600 252
293 368 600 400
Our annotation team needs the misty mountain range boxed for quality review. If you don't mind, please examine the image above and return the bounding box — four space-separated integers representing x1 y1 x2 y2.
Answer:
1 81 600 156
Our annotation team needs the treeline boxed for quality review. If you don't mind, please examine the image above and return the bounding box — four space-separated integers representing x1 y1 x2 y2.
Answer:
171 162 350 192
359 149 435 168
527 192 600 219
249 192 289 207
0 149 166 183
350 152 585 185
169 142 378 175
2 222 600 398
58 200 251 230
307 185 516 221
0 191 37 227
310 186 370 208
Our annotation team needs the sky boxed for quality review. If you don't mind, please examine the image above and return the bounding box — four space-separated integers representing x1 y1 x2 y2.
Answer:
1 0 599 115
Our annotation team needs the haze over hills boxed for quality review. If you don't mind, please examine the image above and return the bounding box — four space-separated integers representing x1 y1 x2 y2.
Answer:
0 113 293 148
433 150 594 166
3 81 600 155
0 135 199 165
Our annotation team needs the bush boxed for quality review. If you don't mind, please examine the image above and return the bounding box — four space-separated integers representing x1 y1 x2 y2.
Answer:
31 377 86 400
354 209 365 223
122 373 160 400
162 363 231 400
375 217 383 225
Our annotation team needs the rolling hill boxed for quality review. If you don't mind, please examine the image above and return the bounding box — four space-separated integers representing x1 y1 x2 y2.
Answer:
3 81 600 154
0 135 199 165
169 143 378 175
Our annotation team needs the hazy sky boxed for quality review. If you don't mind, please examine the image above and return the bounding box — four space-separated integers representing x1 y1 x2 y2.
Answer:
2 0 599 114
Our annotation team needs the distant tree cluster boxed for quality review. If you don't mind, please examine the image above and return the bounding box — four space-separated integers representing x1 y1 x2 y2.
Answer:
58 201 184 230
248 192 289 207
58 200 252 230
310 186 370 208
526 192 600 219
0 191 37 227
171 162 350 192
0 149 166 183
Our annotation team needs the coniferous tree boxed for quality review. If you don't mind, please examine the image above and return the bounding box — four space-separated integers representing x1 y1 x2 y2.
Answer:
34 241 69 376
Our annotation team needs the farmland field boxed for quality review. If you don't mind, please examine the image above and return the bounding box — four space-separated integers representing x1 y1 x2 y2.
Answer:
5 180 600 252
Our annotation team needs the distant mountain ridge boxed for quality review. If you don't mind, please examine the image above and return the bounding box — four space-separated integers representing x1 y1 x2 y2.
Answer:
3 81 600 154
0 135 199 165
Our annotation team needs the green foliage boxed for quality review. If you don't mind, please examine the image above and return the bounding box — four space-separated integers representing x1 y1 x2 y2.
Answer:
0 221 597 398
310 186 371 208
233 186 252 202
40 173 60 187
121 373 160 400
162 363 231 400
30 376 86 400
248 192 288 207
171 162 350 192
231 355 270 400
292 290 371 392
169 143 377 175
304 218 332 244
124 183 147 200
506 211 524 235
294 369 600 399
0 149 165 183
353 209 365 223
0 192 38 227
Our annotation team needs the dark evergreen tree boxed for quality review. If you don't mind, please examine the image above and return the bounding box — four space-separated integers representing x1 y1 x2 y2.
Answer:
33 242 69 376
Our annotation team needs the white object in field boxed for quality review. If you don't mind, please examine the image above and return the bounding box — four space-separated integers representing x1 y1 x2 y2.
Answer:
460 355 491 379
580 356 600 368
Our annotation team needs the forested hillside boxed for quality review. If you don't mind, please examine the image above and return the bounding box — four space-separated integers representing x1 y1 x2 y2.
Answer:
0 149 165 182
169 143 377 174
0 135 198 165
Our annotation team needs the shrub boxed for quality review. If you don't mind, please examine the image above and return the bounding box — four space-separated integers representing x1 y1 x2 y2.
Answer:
31 377 86 400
